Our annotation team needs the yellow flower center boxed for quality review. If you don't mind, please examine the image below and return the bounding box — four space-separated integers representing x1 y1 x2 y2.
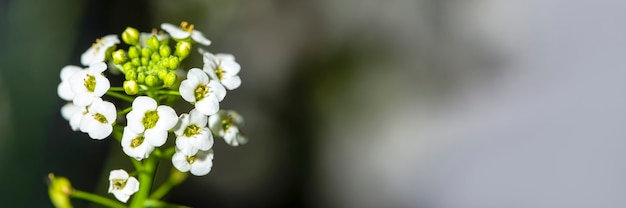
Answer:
130 136 144 148
194 84 210 101
92 113 108 124
112 179 127 190
215 66 224 80
83 74 96 92
142 110 159 129
180 21 195 32
183 124 201 137
186 155 196 164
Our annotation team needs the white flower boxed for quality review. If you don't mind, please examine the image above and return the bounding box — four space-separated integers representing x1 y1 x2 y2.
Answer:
172 149 214 176
126 96 178 146
57 65 82 101
209 110 248 146
69 62 110 107
179 68 226 116
202 51 242 90
121 127 155 161
81 34 120 66
174 109 214 156
79 98 116 140
108 169 139 203
161 22 211 46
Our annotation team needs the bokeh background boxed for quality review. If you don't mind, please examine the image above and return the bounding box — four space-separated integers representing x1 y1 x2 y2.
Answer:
2 0 626 207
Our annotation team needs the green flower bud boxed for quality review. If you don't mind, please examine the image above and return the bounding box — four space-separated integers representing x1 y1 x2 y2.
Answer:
112 49 127 65
131 58 141 67
168 57 180 69
125 69 137 80
141 57 149 66
124 80 139 95
147 36 160 50
123 62 134 72
159 45 171 57
145 75 160 87
175 41 191 59
122 27 140 45
157 68 168 79
128 46 140 59
151 53 161 62
163 71 177 87
137 73 146 84
48 173 73 208
141 47 152 58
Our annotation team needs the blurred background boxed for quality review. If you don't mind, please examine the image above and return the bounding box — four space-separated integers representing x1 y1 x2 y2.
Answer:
2 0 626 207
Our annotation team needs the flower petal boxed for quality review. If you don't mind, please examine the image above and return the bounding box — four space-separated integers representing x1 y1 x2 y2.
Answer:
221 76 241 90
155 105 178 130
191 30 211 46
208 80 226 101
161 23 191 39
172 151 191 172
195 97 219 116
144 128 168 147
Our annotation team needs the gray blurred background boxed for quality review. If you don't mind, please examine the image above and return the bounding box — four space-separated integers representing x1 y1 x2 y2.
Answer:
2 0 626 207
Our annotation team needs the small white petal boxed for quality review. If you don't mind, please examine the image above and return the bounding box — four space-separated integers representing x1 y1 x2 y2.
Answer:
57 82 75 101
61 103 80 121
109 169 129 180
144 129 167 147
208 80 227 101
179 80 197 102
161 23 191 39
69 110 85 131
190 149 214 176
191 30 211 46
195 96 219 116
60 65 82 81
172 151 192 172
122 177 140 195
221 76 241 90
155 105 178 130
132 96 157 112
92 75 111 97
189 108 207 127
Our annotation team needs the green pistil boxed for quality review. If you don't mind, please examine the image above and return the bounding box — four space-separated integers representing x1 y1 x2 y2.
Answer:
112 179 127 190
92 113 108 124
186 155 196 164
183 124 201 137
221 116 233 130
194 84 209 101
142 110 159 129
131 136 144 148
84 74 97 92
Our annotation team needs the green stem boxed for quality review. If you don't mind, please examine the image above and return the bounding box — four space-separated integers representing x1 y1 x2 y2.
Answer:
106 91 135 102
109 87 126 91
150 168 188 200
156 90 180 96
118 106 132 115
71 189 127 208
129 155 158 208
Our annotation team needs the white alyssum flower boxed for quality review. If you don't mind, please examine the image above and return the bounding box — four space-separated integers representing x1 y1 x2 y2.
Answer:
121 127 155 161
108 169 139 203
172 148 214 176
57 65 82 101
161 21 211 46
69 62 110 107
174 109 214 156
209 110 248 146
202 51 242 90
81 34 120 66
126 96 178 147
79 98 116 140
179 68 226 116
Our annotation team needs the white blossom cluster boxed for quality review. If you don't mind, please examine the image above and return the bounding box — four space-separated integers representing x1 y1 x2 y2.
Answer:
56 22 248 203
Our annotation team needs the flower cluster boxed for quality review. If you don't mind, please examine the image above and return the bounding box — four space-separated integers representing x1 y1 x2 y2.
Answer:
55 21 247 205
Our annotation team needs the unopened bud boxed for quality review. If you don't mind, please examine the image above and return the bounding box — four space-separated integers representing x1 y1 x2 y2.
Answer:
125 69 137 80
175 41 191 59
159 45 171 57
141 48 152 58
147 35 160 50
151 53 161 62
124 80 139 95
48 173 73 208
137 73 146 84
122 27 140 45
128 46 140 59
145 75 160 87
168 57 180 69
112 49 127 64
163 71 177 87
